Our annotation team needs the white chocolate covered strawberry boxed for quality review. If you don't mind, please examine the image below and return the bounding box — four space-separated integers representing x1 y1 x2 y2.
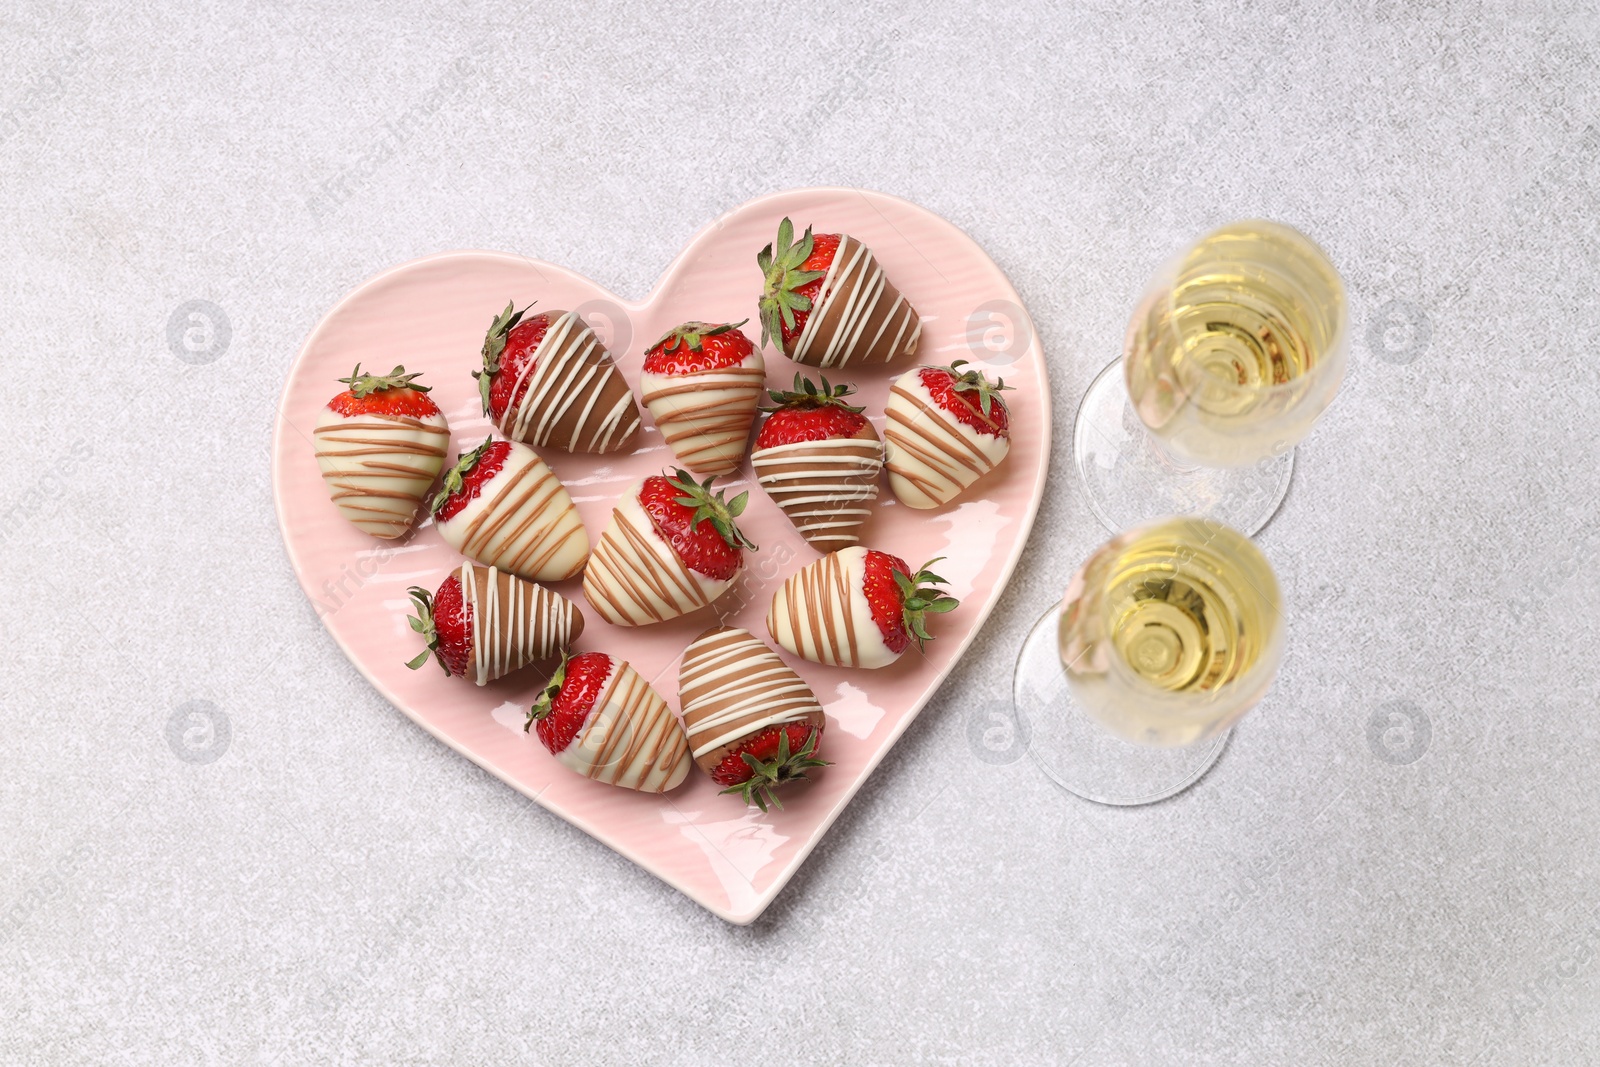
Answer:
766 547 958 669
640 320 765 477
679 626 828 811
757 217 921 368
431 438 589 582
525 652 691 793
313 365 450 538
884 360 1012 509
583 470 756 627
404 563 583 686
473 301 642 454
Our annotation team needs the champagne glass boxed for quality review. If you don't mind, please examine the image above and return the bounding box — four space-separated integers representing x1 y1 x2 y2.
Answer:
1075 220 1348 535
1014 516 1284 805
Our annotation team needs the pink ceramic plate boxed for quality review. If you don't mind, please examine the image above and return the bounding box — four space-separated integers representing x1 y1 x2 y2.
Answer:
272 188 1049 923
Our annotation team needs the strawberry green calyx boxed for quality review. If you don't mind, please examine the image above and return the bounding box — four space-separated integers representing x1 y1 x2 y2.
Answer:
757 217 826 349
653 319 749 354
404 586 446 673
938 359 1013 417
723 728 829 813
473 300 534 413
893 557 960 649
761 372 863 414
339 364 431 397
524 652 569 731
430 437 495 515
668 468 758 552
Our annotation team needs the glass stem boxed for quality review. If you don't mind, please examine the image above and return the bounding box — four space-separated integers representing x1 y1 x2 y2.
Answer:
1139 426 1203 475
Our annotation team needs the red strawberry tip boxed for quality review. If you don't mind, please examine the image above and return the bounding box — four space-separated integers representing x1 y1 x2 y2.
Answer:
431 436 496 515
933 359 1013 418
719 726 829 813
473 299 536 413
756 217 827 349
760 371 864 414
892 557 960 650
651 318 749 354
339 363 431 397
666 468 758 553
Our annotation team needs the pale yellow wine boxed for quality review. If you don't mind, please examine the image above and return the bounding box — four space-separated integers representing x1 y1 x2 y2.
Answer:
1125 221 1346 468
1059 517 1283 747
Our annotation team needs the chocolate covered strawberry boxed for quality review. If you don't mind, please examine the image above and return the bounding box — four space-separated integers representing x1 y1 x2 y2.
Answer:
640 320 765 477
474 301 642 454
583 470 757 627
885 360 1013 509
678 626 829 812
757 217 921 368
431 437 589 582
314 364 450 539
405 563 584 686
751 373 882 552
767 547 958 669
525 651 691 793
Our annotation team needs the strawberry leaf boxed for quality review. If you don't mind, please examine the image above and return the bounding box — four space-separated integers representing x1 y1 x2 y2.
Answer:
893 557 960 652
339 364 430 398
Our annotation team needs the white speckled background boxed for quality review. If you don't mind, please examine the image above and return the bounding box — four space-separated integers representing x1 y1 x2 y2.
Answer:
3 1 1597 1063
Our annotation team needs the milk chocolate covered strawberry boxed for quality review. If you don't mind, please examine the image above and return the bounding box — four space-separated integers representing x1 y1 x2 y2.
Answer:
474 302 642 454
757 218 920 368
405 563 583 686
678 626 828 812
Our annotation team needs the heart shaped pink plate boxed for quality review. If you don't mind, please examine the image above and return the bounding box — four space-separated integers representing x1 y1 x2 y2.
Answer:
271 187 1049 923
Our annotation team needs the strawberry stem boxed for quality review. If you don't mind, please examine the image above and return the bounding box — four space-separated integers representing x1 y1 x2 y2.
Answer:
756 217 826 349
652 319 748 353
721 727 829 813
339 364 431 397
430 437 496 516
473 299 535 413
760 372 864 414
666 468 758 552
892 557 960 650
524 651 570 732
933 359 1013 417
404 586 446 673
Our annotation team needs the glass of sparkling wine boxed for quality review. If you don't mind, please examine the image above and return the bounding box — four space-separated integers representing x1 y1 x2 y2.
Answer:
1014 516 1284 805
1075 220 1348 535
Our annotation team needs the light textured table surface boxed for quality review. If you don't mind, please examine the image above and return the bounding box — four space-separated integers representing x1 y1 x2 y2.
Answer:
4 2 1598 1063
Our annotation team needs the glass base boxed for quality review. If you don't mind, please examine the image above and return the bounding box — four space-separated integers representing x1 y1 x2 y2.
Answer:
1016 606 1230 806
1072 359 1293 535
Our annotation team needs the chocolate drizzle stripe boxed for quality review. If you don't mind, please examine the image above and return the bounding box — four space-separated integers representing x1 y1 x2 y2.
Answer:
578 662 687 792
584 503 713 626
456 455 586 581
501 311 641 453
679 629 822 759
642 365 765 474
314 413 449 538
884 379 1007 507
792 235 919 368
